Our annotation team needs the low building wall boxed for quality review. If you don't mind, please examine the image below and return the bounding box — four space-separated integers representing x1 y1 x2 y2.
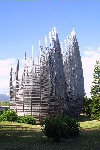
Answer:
0 106 9 112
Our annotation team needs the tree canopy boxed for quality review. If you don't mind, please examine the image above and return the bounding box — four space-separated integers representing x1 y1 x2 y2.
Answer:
91 61 100 97
91 61 100 119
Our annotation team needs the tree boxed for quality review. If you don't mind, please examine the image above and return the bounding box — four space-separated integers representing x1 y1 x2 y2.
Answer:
91 61 100 97
82 96 91 117
90 95 100 119
91 61 100 119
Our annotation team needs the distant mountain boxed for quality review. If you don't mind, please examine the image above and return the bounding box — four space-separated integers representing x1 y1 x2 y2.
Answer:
0 94 9 102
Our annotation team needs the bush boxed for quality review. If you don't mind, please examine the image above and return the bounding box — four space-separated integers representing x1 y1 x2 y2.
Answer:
0 110 36 124
42 115 81 142
0 111 3 115
0 114 3 121
17 115 36 125
17 116 26 123
0 110 18 122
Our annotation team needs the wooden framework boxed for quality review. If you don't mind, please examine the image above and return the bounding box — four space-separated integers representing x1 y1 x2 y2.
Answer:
10 27 84 122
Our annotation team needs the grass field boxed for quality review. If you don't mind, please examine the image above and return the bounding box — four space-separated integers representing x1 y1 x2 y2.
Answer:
0 117 100 150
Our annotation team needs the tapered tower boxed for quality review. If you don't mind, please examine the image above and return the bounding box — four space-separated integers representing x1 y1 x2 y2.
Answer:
64 26 84 117
47 27 68 116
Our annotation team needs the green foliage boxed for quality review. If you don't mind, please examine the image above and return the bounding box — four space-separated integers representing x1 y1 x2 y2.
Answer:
0 111 3 115
42 116 81 142
0 101 9 106
17 116 25 123
90 61 100 119
91 61 100 97
17 115 36 125
91 95 100 119
82 97 91 116
0 110 18 122
0 110 36 124
0 114 3 121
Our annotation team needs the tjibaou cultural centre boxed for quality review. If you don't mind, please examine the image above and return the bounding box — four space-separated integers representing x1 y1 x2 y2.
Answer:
10 27 84 123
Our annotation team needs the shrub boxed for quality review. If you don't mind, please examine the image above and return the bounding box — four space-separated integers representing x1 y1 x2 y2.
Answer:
0 110 36 124
42 115 81 142
24 116 36 124
0 114 3 121
17 116 26 123
17 115 36 125
0 110 18 122
0 111 3 115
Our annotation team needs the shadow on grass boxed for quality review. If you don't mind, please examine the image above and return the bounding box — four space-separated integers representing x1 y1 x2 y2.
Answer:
0 123 100 150
0 129 45 140
0 127 49 150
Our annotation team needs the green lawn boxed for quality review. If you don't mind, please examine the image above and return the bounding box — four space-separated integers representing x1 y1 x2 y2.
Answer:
0 119 100 150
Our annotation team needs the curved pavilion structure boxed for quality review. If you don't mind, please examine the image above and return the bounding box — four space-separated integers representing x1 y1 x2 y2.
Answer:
10 27 84 123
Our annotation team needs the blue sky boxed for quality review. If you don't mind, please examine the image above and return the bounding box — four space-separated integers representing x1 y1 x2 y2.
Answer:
0 0 100 59
0 0 100 96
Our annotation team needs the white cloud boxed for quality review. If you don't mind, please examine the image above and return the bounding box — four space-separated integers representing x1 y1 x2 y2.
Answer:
0 58 16 95
0 58 30 95
82 48 100 97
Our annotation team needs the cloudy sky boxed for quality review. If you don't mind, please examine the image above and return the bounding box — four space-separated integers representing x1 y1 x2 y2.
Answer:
0 0 100 97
